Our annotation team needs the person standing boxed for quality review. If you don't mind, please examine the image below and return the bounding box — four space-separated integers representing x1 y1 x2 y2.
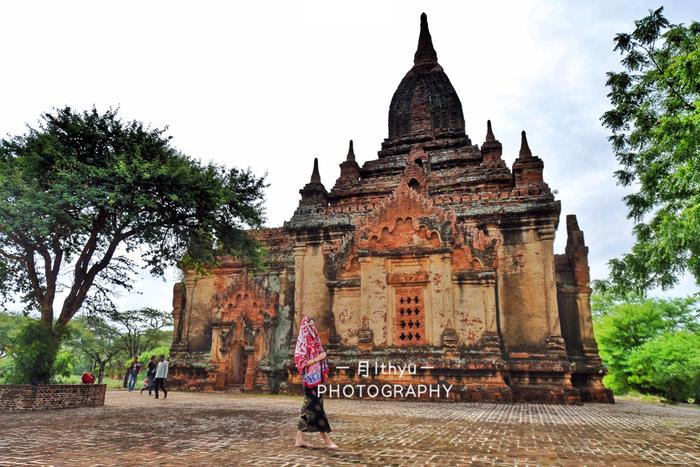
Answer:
123 359 134 388
127 357 142 391
154 354 169 399
294 316 338 449
141 356 157 395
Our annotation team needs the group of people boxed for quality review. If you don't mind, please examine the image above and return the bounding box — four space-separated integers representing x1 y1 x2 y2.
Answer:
83 316 334 447
125 354 169 399
80 317 333 448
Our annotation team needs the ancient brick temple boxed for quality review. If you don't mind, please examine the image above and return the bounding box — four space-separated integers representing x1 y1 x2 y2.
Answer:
169 14 613 403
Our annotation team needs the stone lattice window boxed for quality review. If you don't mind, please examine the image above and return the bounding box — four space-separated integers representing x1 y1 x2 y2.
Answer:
394 288 426 346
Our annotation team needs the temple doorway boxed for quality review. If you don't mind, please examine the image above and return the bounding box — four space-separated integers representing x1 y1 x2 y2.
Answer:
227 343 247 386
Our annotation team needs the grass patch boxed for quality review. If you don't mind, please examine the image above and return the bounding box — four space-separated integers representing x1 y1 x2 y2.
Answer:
616 391 699 408
54 374 134 389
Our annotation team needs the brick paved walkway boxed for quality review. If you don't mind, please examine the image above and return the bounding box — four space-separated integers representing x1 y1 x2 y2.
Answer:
0 390 698 466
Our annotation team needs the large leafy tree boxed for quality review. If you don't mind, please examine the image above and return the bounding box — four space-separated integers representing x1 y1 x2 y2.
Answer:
0 107 266 382
601 7 700 293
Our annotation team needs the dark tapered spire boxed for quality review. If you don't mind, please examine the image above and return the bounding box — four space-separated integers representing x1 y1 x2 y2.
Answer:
298 157 328 207
513 130 546 189
310 157 321 184
485 120 495 142
414 13 438 66
519 131 532 158
333 139 360 189
346 139 355 161
481 119 503 163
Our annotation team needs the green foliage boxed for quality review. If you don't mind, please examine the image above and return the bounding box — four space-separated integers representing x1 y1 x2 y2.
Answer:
67 316 124 383
591 279 644 318
626 331 700 402
601 7 700 293
53 349 75 381
107 307 172 358
137 346 170 367
0 312 26 382
5 319 66 384
0 352 15 382
0 311 29 359
68 309 173 383
594 293 699 400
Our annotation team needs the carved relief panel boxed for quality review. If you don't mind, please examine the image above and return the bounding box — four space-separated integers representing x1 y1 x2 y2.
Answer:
207 274 279 389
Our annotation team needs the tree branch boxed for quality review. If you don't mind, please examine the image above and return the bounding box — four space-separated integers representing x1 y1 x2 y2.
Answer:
38 237 64 316
25 250 51 322
73 209 108 281
638 42 695 111
58 231 121 325
0 248 23 262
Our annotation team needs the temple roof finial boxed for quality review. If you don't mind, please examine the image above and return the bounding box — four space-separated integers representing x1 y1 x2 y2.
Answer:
519 131 532 158
486 120 495 142
414 13 438 66
310 157 321 184
347 139 355 161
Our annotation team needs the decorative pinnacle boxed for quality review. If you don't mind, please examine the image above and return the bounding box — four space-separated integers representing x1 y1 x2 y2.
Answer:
519 131 532 157
566 214 581 232
485 120 495 142
414 13 438 66
347 139 355 161
310 157 321 184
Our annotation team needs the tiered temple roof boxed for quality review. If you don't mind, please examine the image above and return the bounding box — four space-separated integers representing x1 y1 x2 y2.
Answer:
287 13 556 232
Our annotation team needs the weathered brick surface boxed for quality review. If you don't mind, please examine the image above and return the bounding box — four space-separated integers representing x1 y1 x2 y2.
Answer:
0 390 697 465
0 384 106 411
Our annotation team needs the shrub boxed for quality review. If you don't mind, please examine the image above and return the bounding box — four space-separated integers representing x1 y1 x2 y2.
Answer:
137 346 170 369
626 331 700 403
53 349 75 381
594 296 699 394
6 320 65 384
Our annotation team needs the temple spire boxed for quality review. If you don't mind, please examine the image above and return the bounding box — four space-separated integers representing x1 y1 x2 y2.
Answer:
414 13 438 66
310 157 321 184
519 131 532 158
481 119 503 165
298 157 328 207
485 120 495 142
346 139 355 161
334 139 361 188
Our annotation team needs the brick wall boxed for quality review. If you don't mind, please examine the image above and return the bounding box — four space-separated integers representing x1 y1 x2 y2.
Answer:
0 384 106 410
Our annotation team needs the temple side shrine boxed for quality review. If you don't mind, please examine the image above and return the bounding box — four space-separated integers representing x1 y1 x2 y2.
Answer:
169 13 613 403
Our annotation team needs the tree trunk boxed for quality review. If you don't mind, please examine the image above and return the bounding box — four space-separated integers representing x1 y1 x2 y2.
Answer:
97 362 106 384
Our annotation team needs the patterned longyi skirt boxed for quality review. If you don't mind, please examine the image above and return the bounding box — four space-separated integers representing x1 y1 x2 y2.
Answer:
297 386 332 433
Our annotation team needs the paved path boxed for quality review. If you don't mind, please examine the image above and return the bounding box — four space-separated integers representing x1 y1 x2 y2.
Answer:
0 390 698 466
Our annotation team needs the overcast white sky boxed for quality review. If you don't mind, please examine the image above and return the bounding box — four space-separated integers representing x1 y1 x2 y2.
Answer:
1 1 698 313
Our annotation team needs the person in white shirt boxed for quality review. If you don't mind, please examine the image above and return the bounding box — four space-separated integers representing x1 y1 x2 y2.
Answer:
154 354 169 399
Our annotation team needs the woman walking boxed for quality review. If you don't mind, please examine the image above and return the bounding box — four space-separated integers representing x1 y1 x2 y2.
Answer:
294 316 338 449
